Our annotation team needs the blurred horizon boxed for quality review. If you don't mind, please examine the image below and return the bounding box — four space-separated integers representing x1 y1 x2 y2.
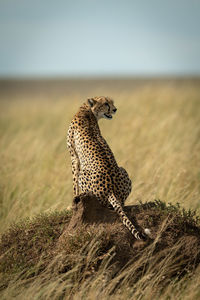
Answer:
0 0 200 78
1 74 200 80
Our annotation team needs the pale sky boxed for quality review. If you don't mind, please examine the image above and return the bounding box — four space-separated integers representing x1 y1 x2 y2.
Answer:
0 0 200 77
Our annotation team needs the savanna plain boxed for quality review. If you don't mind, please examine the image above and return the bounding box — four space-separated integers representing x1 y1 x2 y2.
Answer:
0 78 200 299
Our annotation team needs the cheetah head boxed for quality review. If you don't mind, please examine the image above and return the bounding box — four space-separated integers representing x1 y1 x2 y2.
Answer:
87 96 117 120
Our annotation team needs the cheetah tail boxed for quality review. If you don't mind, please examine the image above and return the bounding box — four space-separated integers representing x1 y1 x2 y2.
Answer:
108 194 146 240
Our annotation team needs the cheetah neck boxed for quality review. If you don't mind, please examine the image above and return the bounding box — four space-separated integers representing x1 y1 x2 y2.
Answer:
77 103 101 134
79 103 98 121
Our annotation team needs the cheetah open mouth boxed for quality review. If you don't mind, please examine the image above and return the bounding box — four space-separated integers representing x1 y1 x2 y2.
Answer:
104 113 112 119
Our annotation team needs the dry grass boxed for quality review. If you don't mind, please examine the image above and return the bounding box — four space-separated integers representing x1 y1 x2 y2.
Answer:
0 78 200 299
1 199 200 300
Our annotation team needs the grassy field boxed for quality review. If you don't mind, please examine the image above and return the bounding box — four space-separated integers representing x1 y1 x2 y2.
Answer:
0 78 200 299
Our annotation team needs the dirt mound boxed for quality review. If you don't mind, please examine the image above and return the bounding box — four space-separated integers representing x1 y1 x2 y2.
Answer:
58 194 200 279
0 194 200 296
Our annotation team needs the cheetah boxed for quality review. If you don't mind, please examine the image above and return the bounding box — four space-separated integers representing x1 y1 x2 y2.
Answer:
67 96 147 240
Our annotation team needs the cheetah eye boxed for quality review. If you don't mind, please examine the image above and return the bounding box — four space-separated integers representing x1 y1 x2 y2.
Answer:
105 103 109 107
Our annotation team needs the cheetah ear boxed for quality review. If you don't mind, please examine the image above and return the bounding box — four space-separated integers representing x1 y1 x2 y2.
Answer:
87 98 97 107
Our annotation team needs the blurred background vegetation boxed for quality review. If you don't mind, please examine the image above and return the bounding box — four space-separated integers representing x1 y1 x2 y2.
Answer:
0 78 200 233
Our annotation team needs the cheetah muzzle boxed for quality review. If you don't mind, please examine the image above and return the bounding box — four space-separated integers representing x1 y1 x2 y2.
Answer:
104 113 112 119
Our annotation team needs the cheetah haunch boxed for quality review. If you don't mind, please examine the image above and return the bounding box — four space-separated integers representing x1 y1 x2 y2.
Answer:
67 96 147 240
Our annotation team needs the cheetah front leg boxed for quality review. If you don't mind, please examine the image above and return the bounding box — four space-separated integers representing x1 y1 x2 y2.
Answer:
67 127 81 197
70 151 80 197
67 141 80 197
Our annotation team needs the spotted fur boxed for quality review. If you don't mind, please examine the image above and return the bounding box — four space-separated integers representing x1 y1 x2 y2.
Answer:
67 96 146 240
